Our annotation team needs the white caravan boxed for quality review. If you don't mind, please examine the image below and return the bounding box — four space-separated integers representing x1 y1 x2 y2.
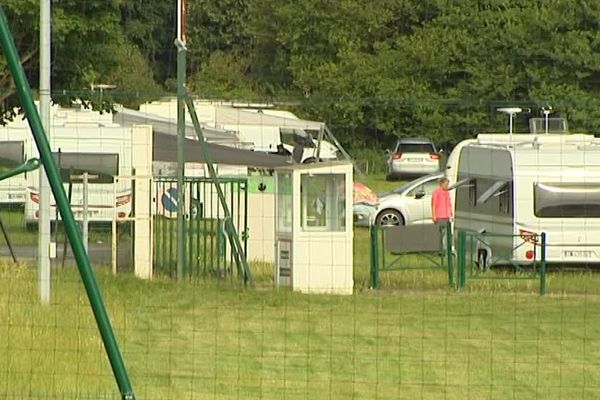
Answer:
0 103 117 204
0 127 31 204
139 100 340 163
452 136 600 266
24 125 133 226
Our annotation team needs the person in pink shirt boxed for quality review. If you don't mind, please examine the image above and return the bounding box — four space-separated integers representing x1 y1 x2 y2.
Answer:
432 177 453 253
431 177 453 224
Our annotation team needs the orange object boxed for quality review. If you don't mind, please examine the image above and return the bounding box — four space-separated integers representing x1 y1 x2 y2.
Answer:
353 182 378 205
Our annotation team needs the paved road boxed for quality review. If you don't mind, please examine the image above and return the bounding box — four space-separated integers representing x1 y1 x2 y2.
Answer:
0 242 132 269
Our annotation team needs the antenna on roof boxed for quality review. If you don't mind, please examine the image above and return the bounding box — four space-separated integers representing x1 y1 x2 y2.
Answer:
497 107 522 135
541 106 552 134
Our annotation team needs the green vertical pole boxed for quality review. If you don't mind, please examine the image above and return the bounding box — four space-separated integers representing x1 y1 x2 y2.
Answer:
458 230 466 289
187 181 193 277
445 222 454 289
185 97 254 285
176 41 186 282
369 226 380 289
540 232 546 296
0 8 135 400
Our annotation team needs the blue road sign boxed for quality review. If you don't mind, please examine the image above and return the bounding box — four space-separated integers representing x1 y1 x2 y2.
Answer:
161 187 178 213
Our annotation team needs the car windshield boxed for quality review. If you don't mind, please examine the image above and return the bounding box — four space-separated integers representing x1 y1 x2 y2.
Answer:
393 174 441 194
392 182 414 194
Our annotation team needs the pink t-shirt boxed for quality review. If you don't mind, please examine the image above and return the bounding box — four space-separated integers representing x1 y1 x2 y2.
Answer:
432 187 453 220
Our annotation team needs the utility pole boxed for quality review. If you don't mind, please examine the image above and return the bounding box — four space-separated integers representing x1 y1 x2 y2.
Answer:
176 0 187 281
38 0 51 304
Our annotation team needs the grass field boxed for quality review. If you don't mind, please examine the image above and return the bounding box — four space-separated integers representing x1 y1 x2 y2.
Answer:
2 173 600 399
2 231 600 399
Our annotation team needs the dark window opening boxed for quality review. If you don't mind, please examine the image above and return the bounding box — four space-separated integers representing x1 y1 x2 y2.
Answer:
534 182 600 218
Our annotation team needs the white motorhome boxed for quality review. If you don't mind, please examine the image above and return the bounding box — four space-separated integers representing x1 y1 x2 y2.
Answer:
139 100 340 163
452 135 600 266
24 125 133 226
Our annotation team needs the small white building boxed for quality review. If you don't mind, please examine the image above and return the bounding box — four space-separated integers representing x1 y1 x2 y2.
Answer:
274 162 353 295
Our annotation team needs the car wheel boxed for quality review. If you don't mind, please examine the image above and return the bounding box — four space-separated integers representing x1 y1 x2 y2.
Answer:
303 157 317 164
477 250 489 271
375 209 404 226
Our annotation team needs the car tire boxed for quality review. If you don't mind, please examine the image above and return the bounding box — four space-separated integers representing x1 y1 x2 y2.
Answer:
375 209 404 226
303 157 317 164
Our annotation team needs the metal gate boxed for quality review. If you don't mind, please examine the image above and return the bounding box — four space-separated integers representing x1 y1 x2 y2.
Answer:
152 176 248 279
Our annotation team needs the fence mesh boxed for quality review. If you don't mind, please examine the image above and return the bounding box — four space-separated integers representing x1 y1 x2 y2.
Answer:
0 95 600 400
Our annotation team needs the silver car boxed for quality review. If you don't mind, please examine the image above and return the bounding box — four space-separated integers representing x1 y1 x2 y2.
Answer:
386 138 441 180
374 173 443 226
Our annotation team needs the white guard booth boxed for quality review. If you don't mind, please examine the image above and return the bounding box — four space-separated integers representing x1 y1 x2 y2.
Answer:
274 162 353 295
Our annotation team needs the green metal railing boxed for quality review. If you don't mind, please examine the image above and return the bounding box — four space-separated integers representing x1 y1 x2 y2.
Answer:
455 229 547 295
370 222 454 289
153 176 249 281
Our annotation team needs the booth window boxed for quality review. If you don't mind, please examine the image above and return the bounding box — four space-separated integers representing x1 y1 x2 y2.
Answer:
276 172 293 233
300 173 345 231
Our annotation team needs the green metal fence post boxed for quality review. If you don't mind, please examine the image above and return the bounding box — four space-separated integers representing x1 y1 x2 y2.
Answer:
369 226 380 289
185 97 253 285
540 232 546 295
0 7 135 399
445 222 454 289
457 230 466 289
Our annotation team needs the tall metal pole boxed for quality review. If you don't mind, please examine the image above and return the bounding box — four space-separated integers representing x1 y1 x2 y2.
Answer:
38 0 51 304
0 7 135 399
176 0 187 281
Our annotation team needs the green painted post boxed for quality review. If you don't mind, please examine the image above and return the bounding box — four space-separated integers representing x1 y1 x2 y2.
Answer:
540 233 546 295
0 8 135 400
185 97 254 285
458 230 466 289
369 226 380 289
445 222 454 289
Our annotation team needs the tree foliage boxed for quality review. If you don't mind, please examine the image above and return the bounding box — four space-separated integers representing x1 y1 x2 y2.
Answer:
2 0 600 149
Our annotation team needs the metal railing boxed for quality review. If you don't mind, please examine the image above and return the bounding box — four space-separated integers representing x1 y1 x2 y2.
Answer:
370 222 454 289
152 176 249 281
455 229 547 295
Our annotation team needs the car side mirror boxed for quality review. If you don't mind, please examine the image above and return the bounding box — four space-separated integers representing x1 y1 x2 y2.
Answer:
415 190 426 199
385 149 390 155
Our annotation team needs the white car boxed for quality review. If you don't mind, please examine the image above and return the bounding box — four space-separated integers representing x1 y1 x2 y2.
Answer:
373 173 443 226
386 138 441 180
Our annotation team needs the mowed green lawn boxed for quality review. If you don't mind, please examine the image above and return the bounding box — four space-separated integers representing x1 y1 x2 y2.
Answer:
2 173 600 399
2 232 600 399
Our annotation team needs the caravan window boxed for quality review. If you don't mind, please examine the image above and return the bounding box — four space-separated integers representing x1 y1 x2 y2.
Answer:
0 141 25 168
534 183 600 217
477 180 507 205
52 152 119 183
468 179 477 207
498 183 511 214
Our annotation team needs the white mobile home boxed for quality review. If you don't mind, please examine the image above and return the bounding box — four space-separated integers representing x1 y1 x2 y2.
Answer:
139 100 340 163
24 125 133 225
453 137 600 265
0 103 118 204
